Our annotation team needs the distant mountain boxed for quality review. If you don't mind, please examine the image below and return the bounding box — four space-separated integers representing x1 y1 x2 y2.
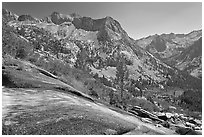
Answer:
135 30 202 78
173 37 202 78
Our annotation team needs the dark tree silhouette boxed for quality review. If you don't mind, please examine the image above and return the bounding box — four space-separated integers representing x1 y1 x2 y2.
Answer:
115 53 129 108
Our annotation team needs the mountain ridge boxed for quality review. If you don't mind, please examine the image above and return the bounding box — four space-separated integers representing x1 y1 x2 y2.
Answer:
135 29 202 78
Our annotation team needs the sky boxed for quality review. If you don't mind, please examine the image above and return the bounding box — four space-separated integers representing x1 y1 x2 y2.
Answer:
2 2 202 39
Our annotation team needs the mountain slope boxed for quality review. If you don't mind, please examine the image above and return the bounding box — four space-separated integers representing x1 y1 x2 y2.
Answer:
135 30 202 78
168 37 202 78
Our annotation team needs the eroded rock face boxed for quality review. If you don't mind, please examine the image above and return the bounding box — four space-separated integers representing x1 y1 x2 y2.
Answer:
73 17 94 31
70 16 130 41
50 12 72 25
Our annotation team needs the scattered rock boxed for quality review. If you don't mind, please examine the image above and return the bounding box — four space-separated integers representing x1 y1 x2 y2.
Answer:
158 115 168 121
193 126 202 130
141 118 153 124
180 115 188 120
103 129 117 135
169 117 176 124
161 121 170 128
128 110 139 116
175 127 201 135
194 119 202 125
188 119 197 125
155 124 162 128
165 113 174 119
132 106 141 110
130 108 149 118
174 113 179 117
185 122 196 128
169 106 176 110
189 117 194 121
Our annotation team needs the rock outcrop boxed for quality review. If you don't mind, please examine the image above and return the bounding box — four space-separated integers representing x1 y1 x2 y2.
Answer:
18 14 36 21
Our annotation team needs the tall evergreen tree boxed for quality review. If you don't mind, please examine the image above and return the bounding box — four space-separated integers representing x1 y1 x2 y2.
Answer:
115 53 129 109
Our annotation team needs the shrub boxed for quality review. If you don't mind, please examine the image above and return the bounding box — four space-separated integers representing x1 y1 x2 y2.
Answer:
15 46 27 59
28 57 38 63
179 89 202 111
89 88 98 98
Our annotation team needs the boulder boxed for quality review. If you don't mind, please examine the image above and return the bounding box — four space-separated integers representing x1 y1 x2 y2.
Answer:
155 124 162 128
193 127 202 130
103 129 117 135
169 106 176 110
132 106 141 110
166 113 174 119
158 115 168 121
161 121 170 128
176 127 201 135
174 113 179 117
185 122 196 128
194 119 202 125
141 118 153 124
188 119 197 125
128 109 139 115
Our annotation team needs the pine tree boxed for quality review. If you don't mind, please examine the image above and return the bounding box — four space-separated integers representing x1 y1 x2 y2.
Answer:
115 53 129 109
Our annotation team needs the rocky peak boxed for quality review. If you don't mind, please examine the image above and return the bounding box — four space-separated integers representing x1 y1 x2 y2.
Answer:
41 11 130 42
18 14 36 21
104 16 124 33
51 11 69 24
72 15 130 42
50 11 80 25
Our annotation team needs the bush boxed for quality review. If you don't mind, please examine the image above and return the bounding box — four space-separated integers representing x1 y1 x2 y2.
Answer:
146 95 154 104
89 88 98 98
28 57 38 63
179 89 202 112
15 46 27 59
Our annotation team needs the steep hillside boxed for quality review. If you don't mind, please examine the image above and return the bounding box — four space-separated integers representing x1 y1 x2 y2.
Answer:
167 38 202 78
